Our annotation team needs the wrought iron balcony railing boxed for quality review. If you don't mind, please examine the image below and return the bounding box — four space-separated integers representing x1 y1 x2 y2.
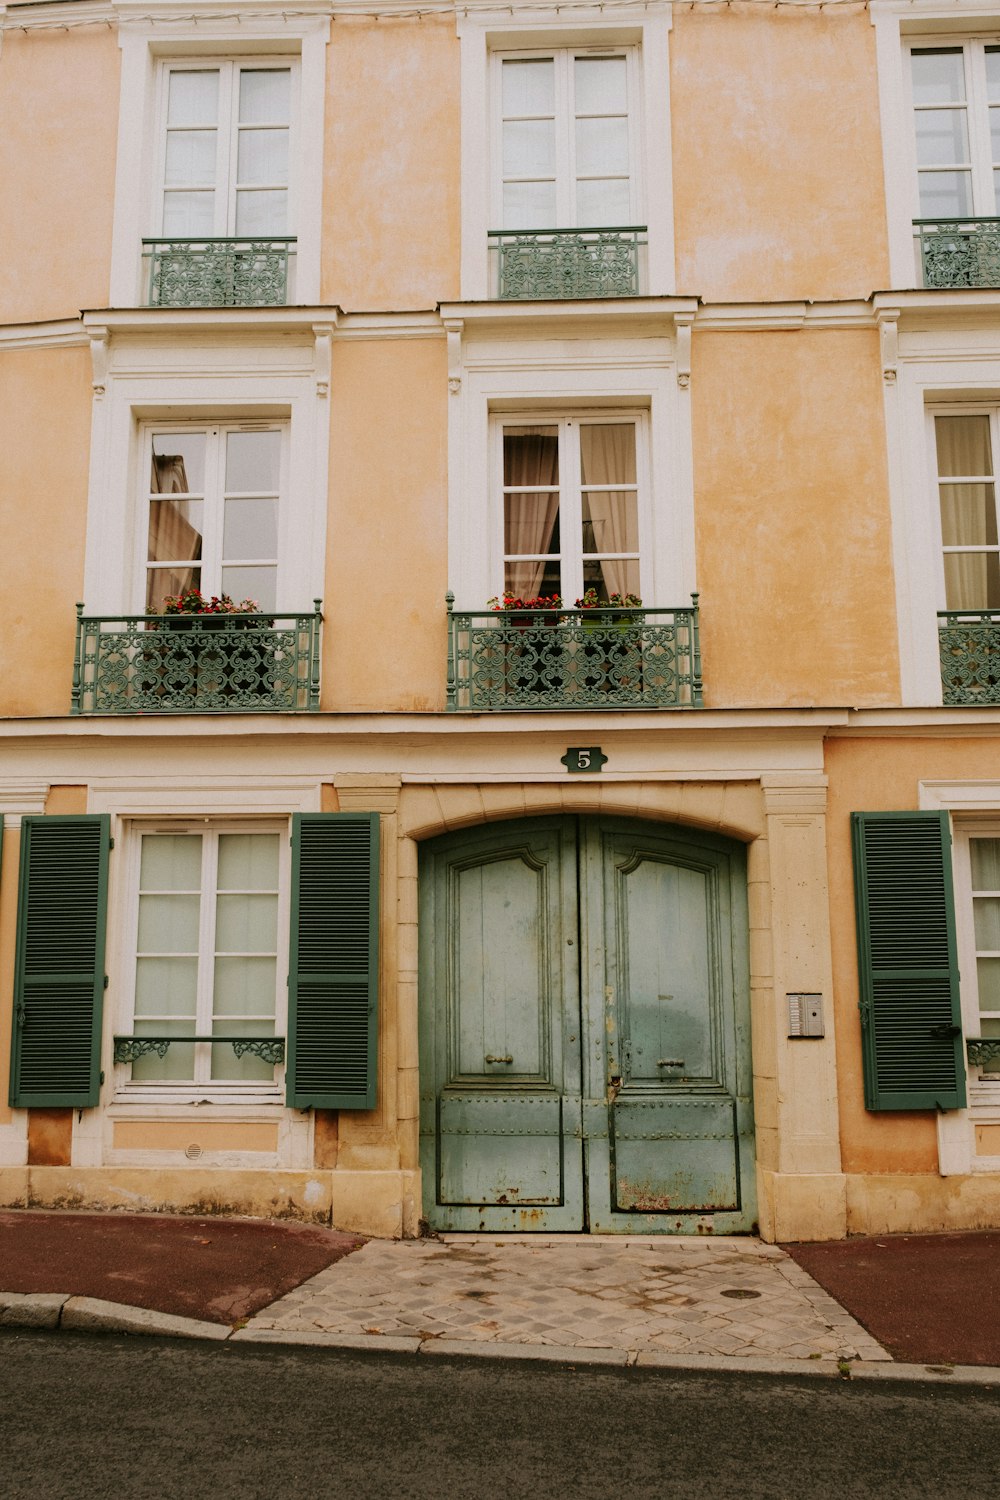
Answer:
142 237 296 307
488 226 646 300
446 596 702 712
72 603 322 715
114 1035 285 1066
939 609 1000 704
916 219 1000 288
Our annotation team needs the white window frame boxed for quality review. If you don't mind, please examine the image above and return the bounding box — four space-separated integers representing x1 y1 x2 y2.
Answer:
110 13 329 306
138 418 290 613
872 3 1000 288
458 3 674 300
490 46 642 232
953 821 1000 1102
81 329 330 619
926 401 1000 614
114 818 290 1105
490 409 650 605
153 57 299 243
446 319 695 612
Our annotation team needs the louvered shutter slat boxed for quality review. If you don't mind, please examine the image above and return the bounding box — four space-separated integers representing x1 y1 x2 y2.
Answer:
286 813 379 1109
9 816 110 1108
852 811 966 1112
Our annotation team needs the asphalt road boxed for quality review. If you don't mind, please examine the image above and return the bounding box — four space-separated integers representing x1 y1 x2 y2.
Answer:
1 1331 996 1500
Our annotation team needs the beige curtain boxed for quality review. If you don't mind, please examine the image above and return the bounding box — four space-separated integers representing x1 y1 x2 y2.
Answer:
580 423 639 599
503 428 560 598
147 454 202 608
936 415 997 610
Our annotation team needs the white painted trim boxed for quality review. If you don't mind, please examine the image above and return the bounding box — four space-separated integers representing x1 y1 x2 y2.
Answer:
457 4 673 301
871 4 922 291
0 781 49 822
87 776 322 816
695 302 875 332
109 15 329 307
81 329 331 616
0 321 88 350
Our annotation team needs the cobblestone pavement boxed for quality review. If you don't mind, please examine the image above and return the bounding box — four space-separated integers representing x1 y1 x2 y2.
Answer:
245 1235 890 1362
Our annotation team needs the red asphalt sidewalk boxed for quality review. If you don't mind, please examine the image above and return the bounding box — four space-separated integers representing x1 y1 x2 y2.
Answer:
1 1209 998 1367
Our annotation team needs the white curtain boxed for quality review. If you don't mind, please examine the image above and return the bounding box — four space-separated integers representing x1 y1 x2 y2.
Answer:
936 415 997 610
504 429 560 598
580 423 639 599
147 454 202 608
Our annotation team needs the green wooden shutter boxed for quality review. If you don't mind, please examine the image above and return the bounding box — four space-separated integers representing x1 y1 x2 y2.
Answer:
852 811 966 1112
287 812 379 1109
9 815 110 1109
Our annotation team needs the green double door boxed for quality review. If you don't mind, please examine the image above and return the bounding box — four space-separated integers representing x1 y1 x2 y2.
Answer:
419 816 756 1234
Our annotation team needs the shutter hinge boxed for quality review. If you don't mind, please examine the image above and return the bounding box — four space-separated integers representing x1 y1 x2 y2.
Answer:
99 1072 105 1086
109 837 115 850
103 975 109 989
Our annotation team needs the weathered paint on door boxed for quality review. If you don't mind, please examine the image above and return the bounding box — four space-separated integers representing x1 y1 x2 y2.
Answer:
418 817 755 1233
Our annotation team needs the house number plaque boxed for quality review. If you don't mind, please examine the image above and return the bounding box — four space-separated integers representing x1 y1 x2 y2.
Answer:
561 746 608 774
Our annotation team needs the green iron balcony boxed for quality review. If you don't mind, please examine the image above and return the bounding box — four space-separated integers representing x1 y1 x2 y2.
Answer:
916 219 1000 288
72 602 322 715
142 237 296 307
939 609 1000 704
489 226 647 300
114 1035 285 1066
446 596 702 712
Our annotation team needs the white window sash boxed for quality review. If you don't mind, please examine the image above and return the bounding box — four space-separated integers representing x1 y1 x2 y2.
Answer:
907 38 1000 220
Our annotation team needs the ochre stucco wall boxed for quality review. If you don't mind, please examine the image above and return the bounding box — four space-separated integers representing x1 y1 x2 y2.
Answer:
322 17 460 309
671 12 889 302
825 736 1000 1176
0 348 91 717
324 337 448 710
692 328 899 708
0 29 119 324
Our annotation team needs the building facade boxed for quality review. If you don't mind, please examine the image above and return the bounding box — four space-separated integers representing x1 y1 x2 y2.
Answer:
1 0 999 1241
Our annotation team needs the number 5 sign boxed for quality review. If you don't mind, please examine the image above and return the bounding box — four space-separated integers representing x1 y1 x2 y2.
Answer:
561 746 608 774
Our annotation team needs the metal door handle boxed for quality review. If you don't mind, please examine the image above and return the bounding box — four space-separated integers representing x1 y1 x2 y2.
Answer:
657 1058 685 1067
485 1054 513 1065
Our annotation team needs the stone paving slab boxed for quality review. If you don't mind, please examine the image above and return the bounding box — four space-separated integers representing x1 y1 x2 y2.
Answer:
245 1236 890 1363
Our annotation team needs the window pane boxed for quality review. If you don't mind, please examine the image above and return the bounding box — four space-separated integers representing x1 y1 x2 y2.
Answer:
978 956 1000 1011
210 1018 274 1082
576 117 630 178
502 58 555 116
576 177 631 226
167 70 219 127
216 894 278 953
986 48 1000 99
235 190 288 235
221 565 277 611
504 493 561 557
580 423 636 485
582 557 641 600
218 832 279 890
140 833 202 890
581 493 639 555
504 557 562 599
225 430 281 493
223 499 278 561
165 130 217 187
148 500 204 565
146 567 201 613
503 180 557 229
943 551 1000 609
213 956 277 1017
239 69 291 124
138 894 200 953
914 109 969 167
504 426 559 485
152 433 206 494
936 415 993 477
911 50 966 106
503 119 556 177
917 170 973 218
134 956 198 1017
162 191 216 236
974 895 1000 951
237 129 289 187
132 1019 195 1082
971 838 1000 890
940 484 998 547
575 56 628 115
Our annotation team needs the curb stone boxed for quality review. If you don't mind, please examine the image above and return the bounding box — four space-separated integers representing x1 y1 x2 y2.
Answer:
2 1289 999 1385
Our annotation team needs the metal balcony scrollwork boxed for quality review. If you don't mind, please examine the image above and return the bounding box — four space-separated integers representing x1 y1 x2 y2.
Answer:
143 237 296 307
967 1037 1000 1067
72 603 322 715
114 1036 286 1066
489 227 646 300
938 610 1000 704
916 219 1000 288
446 597 703 712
